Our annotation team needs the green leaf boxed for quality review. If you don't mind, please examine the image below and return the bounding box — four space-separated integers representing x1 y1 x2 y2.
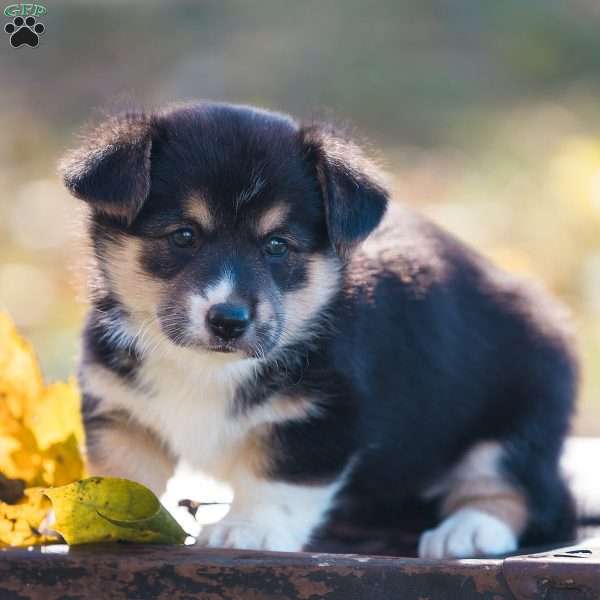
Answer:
44 477 187 545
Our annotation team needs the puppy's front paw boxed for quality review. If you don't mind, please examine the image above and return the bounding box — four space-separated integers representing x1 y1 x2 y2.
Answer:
196 518 302 552
418 508 518 559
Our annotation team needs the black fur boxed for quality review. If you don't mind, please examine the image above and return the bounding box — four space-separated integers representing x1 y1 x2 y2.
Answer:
66 102 577 553
83 298 141 379
61 114 153 225
301 125 388 257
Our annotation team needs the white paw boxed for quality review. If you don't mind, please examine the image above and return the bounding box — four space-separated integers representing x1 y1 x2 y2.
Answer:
418 508 518 559
196 517 302 552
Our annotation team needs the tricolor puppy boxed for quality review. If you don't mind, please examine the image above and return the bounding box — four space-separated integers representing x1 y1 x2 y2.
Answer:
61 102 577 558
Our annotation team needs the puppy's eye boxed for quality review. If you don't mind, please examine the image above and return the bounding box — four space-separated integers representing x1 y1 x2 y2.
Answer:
169 227 197 249
264 237 288 257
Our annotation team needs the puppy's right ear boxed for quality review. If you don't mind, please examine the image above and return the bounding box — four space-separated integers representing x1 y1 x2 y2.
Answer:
59 113 153 225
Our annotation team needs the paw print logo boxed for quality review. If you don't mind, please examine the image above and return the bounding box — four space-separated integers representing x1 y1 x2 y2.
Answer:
4 15 45 48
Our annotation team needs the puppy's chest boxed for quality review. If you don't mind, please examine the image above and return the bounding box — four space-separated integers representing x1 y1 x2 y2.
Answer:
128 358 257 477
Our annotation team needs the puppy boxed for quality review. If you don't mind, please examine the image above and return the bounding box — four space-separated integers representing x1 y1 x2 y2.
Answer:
60 102 577 558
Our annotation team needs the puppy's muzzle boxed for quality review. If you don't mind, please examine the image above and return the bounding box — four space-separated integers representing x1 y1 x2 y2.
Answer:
206 302 251 341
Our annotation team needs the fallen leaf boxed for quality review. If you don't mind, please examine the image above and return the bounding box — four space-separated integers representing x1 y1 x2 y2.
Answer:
45 477 188 545
0 313 44 410
32 380 85 449
0 488 55 547
0 313 85 488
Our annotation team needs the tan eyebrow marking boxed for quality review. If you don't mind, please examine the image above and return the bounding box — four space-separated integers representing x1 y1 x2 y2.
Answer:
185 194 214 231
256 203 290 237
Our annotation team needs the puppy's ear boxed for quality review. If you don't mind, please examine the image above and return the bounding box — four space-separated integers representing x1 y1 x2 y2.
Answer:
60 113 153 225
301 125 389 257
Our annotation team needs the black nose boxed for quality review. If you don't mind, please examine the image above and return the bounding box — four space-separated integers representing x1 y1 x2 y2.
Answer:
206 303 251 340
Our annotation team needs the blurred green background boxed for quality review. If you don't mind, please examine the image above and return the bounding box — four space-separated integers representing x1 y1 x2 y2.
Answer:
0 1 598 433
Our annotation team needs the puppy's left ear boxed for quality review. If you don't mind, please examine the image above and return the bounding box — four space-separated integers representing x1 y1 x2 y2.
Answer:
59 113 153 226
301 125 389 257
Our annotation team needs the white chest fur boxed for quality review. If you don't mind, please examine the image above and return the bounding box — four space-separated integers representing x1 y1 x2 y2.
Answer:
83 341 261 480
83 335 318 483
142 352 258 474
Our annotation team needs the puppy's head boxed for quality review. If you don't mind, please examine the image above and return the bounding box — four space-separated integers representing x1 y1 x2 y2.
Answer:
61 103 388 360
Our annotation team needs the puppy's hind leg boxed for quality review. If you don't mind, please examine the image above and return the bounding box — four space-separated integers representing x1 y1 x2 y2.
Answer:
418 442 526 559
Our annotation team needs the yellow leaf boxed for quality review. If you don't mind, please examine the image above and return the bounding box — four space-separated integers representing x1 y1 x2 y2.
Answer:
41 435 86 487
32 380 85 449
0 488 55 547
0 313 44 410
45 477 188 545
0 312 86 489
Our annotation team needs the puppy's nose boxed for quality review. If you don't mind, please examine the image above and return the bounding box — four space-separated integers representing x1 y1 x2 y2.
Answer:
206 303 251 340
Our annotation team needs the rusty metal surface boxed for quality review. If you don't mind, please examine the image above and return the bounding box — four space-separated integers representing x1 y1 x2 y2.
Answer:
1 541 600 599
504 543 600 600
0 544 514 600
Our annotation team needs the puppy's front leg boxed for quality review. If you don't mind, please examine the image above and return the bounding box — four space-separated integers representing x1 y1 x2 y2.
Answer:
84 408 176 497
196 469 340 552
